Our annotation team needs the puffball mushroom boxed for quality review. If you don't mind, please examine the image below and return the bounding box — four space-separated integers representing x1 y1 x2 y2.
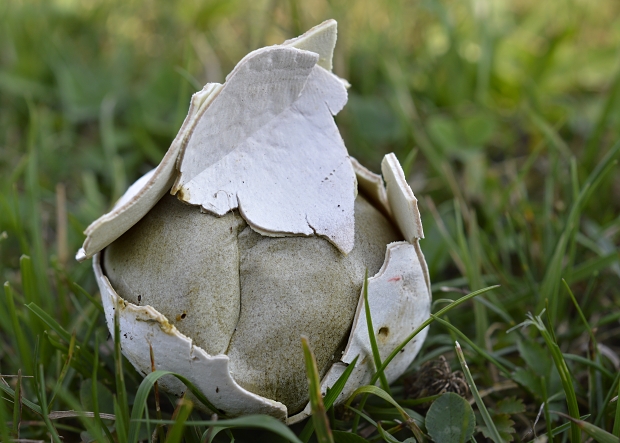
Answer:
77 20 431 424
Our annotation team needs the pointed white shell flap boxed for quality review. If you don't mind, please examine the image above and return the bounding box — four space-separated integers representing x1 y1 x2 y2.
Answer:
78 20 356 259
173 45 356 253
83 21 432 424
93 253 287 420
76 83 223 261
283 19 337 71
381 153 424 241
350 156 391 217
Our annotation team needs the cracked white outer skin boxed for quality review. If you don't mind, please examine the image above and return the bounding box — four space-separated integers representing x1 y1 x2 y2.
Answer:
78 19 354 260
172 46 356 254
76 83 223 262
94 254 288 420
83 19 431 423
282 20 337 71
92 154 431 423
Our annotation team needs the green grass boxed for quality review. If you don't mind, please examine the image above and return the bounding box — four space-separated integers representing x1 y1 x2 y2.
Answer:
2 0 620 441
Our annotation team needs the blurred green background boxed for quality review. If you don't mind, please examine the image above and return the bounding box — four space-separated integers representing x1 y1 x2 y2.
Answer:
2 0 620 440
2 0 620 275
2 0 620 279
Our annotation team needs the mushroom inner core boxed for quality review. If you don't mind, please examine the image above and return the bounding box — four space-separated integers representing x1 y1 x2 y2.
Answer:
104 192 400 413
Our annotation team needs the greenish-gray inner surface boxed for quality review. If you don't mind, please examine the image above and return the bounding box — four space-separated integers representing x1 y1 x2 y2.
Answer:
104 194 245 356
103 192 400 414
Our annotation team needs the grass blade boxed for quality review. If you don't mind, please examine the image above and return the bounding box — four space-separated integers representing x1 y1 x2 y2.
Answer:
362 270 390 393
0 382 42 416
540 376 554 440
4 282 33 375
614 380 620 437
12 370 22 438
165 398 194 443
92 334 115 443
35 364 63 443
554 411 617 443
455 341 503 443
512 312 582 442
595 371 620 427
136 415 303 443
25 302 72 342
301 336 334 443
539 139 620 320
47 330 76 409
527 414 592 443
68 281 105 314
431 315 513 376
300 355 359 443
128 370 223 443
331 430 371 442
0 392 11 442
345 385 423 440
562 279 597 348
54 387 110 443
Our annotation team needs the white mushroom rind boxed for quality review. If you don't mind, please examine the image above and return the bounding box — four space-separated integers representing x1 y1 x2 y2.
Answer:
92 154 430 423
77 20 356 259
283 19 337 71
94 252 288 420
172 45 356 254
381 153 424 242
77 83 223 262
83 19 431 424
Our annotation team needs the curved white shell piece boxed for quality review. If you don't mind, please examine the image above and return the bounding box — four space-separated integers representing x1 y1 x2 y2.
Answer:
172 45 356 254
76 83 223 262
283 19 337 71
93 253 287 420
76 20 346 261
381 153 424 241
82 17 431 423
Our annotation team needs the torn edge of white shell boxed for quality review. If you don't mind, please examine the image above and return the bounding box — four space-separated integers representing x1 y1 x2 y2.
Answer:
288 154 431 424
283 19 337 72
93 252 288 420
381 153 424 242
171 46 356 253
90 151 430 424
77 20 349 262
171 24 356 254
76 83 223 262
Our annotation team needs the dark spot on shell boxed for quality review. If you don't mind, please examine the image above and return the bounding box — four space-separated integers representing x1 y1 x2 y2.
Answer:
378 327 389 338
216 387 219 393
